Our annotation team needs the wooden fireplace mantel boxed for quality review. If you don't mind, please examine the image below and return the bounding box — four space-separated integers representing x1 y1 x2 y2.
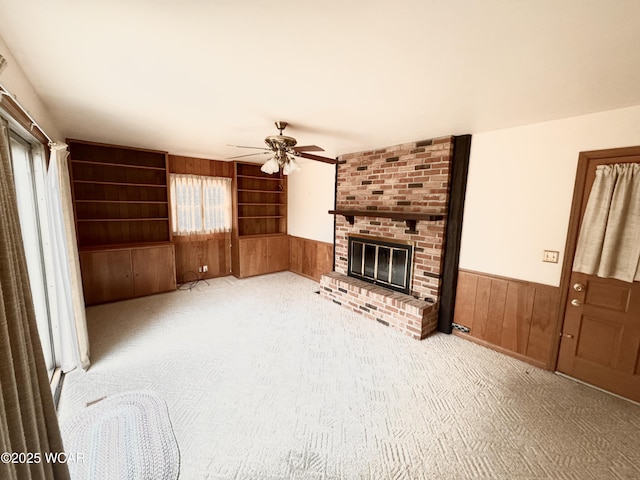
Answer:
328 209 445 231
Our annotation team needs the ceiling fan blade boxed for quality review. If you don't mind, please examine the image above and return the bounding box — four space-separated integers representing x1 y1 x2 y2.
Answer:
295 152 337 164
228 152 271 159
292 145 325 152
226 144 271 151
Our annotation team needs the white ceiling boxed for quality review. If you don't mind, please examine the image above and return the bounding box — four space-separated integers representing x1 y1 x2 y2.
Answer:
0 0 639 162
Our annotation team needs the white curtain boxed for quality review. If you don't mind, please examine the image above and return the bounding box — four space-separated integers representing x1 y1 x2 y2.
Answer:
573 163 640 283
170 174 231 235
46 142 90 371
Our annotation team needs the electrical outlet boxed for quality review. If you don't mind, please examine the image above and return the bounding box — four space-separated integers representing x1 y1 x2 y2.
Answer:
203 265 208 272
198 266 202 273
543 250 559 263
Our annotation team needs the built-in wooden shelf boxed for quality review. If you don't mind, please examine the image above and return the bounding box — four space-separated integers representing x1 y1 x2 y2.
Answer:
237 174 282 181
76 218 169 222
237 188 284 193
329 209 444 231
75 200 168 204
232 162 289 278
71 159 166 171
233 161 287 238
73 180 166 188
69 140 176 306
68 139 171 248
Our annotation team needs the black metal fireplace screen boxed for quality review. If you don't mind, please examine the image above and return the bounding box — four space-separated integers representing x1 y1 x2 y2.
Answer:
348 235 413 294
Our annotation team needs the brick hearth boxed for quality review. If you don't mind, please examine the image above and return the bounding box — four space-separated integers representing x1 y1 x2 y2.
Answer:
321 136 454 339
320 272 439 339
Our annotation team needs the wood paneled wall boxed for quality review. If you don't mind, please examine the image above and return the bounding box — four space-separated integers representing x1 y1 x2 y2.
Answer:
453 269 560 369
168 156 332 285
169 155 234 177
289 236 333 282
169 155 233 283
173 234 231 283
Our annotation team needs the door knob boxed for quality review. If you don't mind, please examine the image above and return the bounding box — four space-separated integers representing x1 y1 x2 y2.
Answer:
573 283 585 292
570 299 582 307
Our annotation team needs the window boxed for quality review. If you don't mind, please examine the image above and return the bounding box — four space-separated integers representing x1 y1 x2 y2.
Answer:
5 125 57 379
170 174 232 235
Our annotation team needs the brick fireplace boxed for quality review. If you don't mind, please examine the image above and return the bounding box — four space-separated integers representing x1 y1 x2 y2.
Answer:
320 136 455 339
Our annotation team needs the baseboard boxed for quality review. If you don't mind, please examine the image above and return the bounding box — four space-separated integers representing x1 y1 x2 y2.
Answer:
290 270 322 283
452 330 547 370
554 372 640 406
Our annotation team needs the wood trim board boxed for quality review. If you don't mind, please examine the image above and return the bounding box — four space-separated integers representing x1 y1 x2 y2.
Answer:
439 134 472 333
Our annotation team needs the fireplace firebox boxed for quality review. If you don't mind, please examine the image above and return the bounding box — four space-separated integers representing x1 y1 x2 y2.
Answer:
348 235 413 294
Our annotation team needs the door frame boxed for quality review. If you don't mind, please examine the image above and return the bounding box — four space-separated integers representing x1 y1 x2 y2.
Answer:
550 145 640 370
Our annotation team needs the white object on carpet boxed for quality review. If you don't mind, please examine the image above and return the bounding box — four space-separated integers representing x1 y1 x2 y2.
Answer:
62 390 179 480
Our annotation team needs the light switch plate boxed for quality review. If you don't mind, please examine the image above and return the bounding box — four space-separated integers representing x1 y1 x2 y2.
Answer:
543 250 559 263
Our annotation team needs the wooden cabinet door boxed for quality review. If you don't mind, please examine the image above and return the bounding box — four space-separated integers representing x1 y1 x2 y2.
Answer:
131 245 177 297
238 238 268 277
80 250 133 305
267 235 289 273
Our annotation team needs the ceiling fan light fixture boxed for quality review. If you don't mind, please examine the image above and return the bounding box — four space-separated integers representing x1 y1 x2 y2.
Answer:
260 156 280 174
282 156 300 175
233 120 332 174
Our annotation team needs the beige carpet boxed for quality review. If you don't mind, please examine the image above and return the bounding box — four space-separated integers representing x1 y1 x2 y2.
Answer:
57 272 640 479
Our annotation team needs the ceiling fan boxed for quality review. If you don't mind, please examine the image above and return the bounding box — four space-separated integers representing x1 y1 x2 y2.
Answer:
228 121 337 175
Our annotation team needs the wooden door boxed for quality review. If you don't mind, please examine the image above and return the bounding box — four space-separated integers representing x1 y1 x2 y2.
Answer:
131 245 177 297
80 249 133 305
556 148 640 402
267 235 290 273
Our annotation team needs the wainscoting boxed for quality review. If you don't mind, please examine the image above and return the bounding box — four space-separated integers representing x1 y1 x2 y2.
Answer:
453 269 560 369
289 236 333 282
173 234 232 283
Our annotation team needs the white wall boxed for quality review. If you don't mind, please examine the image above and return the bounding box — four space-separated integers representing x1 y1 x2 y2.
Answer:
287 159 335 243
0 34 61 141
460 104 640 286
